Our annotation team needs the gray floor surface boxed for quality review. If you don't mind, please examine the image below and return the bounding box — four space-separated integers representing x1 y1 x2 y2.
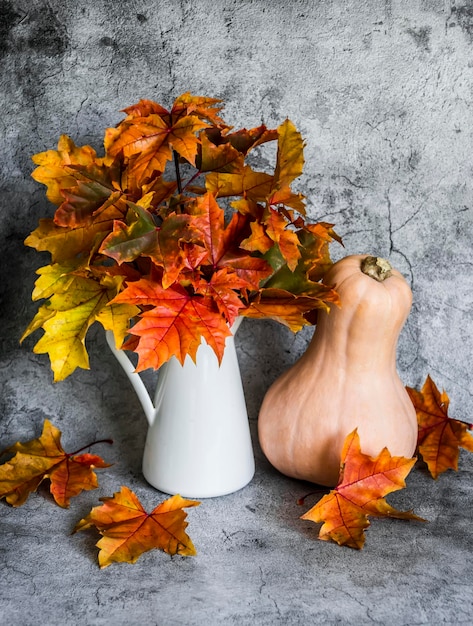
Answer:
1 326 472 625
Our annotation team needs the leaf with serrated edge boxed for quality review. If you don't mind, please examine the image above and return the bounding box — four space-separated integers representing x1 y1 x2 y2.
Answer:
111 279 231 370
301 429 423 549
273 119 305 190
406 375 473 478
31 135 99 204
73 486 200 568
206 165 274 202
243 286 339 331
0 419 110 508
22 265 136 380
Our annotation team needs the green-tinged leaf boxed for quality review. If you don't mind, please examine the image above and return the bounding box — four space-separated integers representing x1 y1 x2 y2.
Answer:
99 203 157 263
22 265 136 381
263 222 341 291
264 208 301 271
54 182 117 228
100 203 199 289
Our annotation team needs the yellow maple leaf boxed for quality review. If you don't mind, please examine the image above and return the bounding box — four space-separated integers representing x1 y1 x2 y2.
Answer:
273 118 305 190
22 263 138 381
31 135 99 205
206 165 274 202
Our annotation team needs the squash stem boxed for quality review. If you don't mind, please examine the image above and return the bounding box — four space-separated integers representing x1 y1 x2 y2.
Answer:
361 256 392 282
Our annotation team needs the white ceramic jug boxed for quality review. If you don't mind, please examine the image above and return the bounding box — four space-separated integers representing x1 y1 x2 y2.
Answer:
105 319 255 498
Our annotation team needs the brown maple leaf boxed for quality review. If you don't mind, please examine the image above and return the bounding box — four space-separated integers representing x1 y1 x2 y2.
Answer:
224 124 278 154
301 429 423 549
206 164 274 203
198 132 244 173
74 486 200 568
406 375 473 479
0 420 111 508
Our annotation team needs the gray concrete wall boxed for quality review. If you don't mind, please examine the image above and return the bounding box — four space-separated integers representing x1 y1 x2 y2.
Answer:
2 2 473 624
1 0 472 421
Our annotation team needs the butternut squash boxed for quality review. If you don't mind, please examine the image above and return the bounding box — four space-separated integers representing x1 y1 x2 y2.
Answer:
258 254 418 487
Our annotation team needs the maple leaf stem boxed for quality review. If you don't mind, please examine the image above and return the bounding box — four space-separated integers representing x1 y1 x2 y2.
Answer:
173 150 183 194
455 418 473 429
182 170 202 193
69 438 114 456
297 488 330 506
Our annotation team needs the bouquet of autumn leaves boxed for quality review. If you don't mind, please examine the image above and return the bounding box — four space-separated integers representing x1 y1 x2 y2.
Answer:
22 93 341 381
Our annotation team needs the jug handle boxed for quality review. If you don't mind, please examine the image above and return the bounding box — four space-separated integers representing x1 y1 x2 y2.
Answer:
105 331 156 426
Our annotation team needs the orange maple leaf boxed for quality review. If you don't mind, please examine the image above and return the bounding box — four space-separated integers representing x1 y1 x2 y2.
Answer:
243 285 340 331
121 98 170 119
406 375 473 479
240 220 273 255
194 268 249 325
111 278 231 370
190 192 273 289
301 430 423 549
225 124 279 154
0 420 111 508
171 92 226 126
106 113 209 184
264 208 301 271
74 486 200 568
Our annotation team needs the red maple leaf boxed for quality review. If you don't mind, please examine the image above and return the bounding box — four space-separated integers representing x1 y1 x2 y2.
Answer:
111 278 231 370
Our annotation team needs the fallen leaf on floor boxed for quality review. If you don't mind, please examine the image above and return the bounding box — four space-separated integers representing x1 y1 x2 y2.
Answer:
407 375 473 479
301 429 424 549
74 486 200 568
0 419 111 507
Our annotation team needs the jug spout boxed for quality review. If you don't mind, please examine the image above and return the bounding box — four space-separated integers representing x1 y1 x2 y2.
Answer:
105 331 156 427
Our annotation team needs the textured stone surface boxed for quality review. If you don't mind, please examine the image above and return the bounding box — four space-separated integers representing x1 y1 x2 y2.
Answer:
1 0 472 624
